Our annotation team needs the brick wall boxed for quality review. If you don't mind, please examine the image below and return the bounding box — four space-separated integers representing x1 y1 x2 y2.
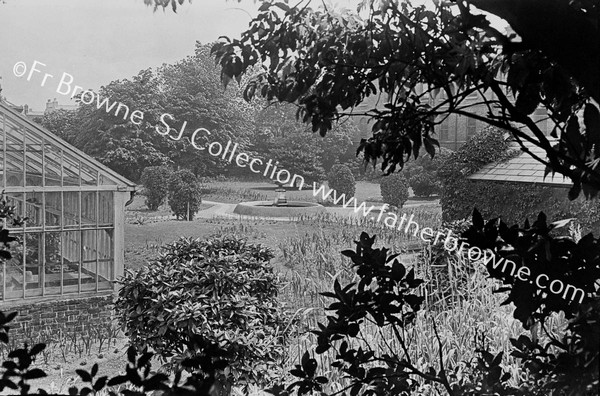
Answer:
3 293 114 343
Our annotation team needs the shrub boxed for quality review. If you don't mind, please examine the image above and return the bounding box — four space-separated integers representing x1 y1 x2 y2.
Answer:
168 169 202 220
402 148 452 197
327 164 356 198
115 235 293 391
140 166 173 211
408 167 442 197
380 172 409 208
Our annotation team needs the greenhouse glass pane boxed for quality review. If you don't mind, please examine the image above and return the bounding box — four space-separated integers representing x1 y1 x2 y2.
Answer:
44 232 62 295
25 131 43 186
97 229 113 290
45 192 61 228
62 230 80 293
100 174 118 185
63 192 79 228
44 144 62 186
5 193 24 229
81 230 96 291
81 162 98 186
5 118 24 187
24 192 43 229
25 232 43 297
98 192 113 226
62 151 80 186
4 242 24 300
81 192 97 225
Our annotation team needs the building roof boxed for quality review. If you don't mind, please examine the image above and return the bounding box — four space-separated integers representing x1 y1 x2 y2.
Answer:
0 100 137 190
468 140 572 187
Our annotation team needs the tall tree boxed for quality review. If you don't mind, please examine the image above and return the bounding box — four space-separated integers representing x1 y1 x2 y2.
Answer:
158 43 257 176
209 0 600 199
37 109 79 142
254 102 356 177
46 44 259 181
71 69 172 182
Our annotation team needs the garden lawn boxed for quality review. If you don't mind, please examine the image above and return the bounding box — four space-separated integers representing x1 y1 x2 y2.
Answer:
124 217 333 272
125 194 214 224
200 180 385 204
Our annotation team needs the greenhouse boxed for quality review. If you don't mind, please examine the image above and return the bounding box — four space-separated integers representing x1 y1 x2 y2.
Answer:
0 101 136 302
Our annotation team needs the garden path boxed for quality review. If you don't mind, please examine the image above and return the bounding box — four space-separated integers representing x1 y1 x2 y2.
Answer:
196 200 438 221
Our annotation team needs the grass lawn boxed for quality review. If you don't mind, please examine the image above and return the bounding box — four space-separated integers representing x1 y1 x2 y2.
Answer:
124 216 334 271
125 194 214 224
201 180 385 204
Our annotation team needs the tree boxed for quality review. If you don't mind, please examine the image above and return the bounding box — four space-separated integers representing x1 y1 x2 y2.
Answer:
404 147 452 197
53 44 257 181
253 102 354 184
69 69 173 182
168 169 202 220
380 172 409 208
158 43 257 176
319 129 356 173
38 109 79 142
211 0 600 199
140 166 173 211
327 164 355 198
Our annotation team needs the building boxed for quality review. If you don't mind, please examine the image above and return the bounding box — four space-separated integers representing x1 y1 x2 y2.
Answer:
350 85 553 152
1 93 77 121
468 139 571 187
432 91 553 151
0 100 135 335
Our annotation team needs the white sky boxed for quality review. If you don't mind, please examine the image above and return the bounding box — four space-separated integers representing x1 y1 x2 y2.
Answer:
0 0 503 110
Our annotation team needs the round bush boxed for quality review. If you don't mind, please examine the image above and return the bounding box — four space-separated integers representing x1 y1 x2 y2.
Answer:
380 173 409 208
402 148 452 197
327 164 356 198
168 169 202 220
140 166 173 211
115 235 293 389
409 170 442 197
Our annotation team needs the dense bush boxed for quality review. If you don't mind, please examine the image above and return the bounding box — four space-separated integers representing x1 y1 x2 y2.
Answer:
408 169 441 197
438 126 600 232
168 169 202 220
327 164 355 198
438 126 516 221
403 147 452 197
115 235 293 392
380 172 409 208
140 166 173 211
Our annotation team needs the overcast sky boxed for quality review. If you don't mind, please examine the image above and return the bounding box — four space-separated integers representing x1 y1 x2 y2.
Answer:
0 0 502 111
0 0 265 110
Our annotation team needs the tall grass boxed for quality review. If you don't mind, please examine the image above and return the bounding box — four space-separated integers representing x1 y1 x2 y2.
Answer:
275 215 568 394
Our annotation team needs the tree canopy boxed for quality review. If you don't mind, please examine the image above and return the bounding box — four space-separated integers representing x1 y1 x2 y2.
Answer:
40 43 256 181
209 0 600 199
